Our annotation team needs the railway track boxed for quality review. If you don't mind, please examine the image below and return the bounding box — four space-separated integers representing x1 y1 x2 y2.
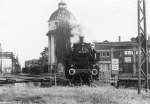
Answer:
0 73 109 87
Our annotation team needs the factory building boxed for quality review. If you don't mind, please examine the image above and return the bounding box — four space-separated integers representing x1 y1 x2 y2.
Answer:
94 37 150 81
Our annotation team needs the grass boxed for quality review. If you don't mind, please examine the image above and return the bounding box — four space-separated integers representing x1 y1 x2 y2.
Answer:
0 84 150 104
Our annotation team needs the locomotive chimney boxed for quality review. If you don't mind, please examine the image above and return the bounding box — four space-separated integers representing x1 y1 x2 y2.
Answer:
79 36 84 43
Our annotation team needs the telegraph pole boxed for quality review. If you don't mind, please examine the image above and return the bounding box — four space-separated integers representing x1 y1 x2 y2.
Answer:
137 0 148 94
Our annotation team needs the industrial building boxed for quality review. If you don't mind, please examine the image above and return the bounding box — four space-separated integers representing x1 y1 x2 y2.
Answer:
94 37 150 81
0 43 21 73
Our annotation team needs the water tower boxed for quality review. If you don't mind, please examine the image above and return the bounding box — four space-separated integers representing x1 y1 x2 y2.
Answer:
47 1 76 72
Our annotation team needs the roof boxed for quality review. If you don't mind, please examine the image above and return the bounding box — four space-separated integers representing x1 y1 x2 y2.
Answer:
94 41 138 47
49 2 75 22
94 40 150 50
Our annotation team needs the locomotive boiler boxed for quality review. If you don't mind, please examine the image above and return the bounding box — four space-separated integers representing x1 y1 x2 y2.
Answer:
65 36 99 84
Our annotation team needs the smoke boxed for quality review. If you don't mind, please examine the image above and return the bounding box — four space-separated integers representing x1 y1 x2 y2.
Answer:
70 23 84 47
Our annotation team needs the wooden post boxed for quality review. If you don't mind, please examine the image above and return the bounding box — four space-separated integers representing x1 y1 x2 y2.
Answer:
110 48 114 83
133 47 136 76
55 73 57 86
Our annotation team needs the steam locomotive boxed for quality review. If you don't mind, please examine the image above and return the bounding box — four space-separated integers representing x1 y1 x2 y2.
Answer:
65 36 99 84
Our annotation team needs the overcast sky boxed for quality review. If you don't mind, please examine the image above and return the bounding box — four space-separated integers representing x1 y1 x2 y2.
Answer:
0 0 150 67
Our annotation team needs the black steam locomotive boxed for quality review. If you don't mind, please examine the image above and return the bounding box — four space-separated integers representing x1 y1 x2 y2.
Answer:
65 37 99 84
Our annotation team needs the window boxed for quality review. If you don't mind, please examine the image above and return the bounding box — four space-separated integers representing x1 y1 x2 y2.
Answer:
102 52 106 57
99 51 110 57
124 51 133 55
100 52 103 57
106 52 110 57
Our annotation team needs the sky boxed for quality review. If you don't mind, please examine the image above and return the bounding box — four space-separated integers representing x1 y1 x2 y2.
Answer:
0 0 150 67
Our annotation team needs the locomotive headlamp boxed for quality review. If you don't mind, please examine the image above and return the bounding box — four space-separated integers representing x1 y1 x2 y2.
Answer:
69 68 76 75
71 64 74 67
92 69 98 75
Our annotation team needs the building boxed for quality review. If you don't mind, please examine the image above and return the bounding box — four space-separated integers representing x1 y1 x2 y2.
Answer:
23 59 41 73
25 59 39 68
47 1 76 72
94 37 150 81
0 51 21 73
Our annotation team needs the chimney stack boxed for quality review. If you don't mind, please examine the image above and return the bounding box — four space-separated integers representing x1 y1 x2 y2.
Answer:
118 36 121 42
79 36 84 43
